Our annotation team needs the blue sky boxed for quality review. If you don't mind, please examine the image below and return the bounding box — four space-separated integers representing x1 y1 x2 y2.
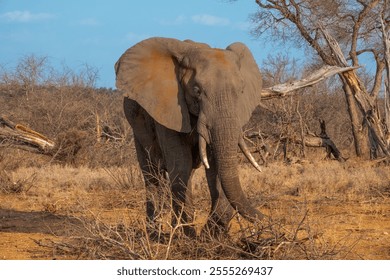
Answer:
0 0 284 88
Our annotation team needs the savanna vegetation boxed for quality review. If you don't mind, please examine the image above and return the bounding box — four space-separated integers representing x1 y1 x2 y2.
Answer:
0 52 389 259
1 0 390 259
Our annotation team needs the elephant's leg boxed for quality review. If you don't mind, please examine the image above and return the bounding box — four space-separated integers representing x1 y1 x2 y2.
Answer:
133 137 169 242
155 123 195 237
134 138 161 224
203 148 234 237
124 99 167 240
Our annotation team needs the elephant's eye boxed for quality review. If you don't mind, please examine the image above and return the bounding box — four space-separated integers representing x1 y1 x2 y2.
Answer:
193 86 201 98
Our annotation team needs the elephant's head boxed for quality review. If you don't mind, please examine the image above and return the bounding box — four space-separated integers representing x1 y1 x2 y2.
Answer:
115 37 263 221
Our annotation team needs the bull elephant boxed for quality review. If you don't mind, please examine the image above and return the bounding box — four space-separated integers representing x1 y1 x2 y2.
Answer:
115 37 264 239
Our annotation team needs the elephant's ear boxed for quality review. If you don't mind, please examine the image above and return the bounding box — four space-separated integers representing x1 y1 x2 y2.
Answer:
115 37 191 133
226 42 263 128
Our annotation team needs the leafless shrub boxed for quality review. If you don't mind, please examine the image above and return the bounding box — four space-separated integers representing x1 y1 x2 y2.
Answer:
34 204 355 259
32 167 357 260
246 54 353 162
52 129 89 165
0 55 134 168
0 153 36 194
104 166 142 190
35 216 149 259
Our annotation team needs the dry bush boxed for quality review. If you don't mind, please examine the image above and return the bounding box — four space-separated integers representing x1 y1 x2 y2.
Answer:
1 55 135 168
247 89 352 162
105 166 143 190
244 161 390 203
35 201 354 260
53 129 89 164
0 172 36 194
0 54 358 170
3 160 387 259
247 54 354 161
0 150 37 194
28 163 367 260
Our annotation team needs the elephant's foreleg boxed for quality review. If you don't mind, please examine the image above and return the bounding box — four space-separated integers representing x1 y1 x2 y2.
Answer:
125 100 166 228
133 138 166 234
169 170 196 237
155 124 195 236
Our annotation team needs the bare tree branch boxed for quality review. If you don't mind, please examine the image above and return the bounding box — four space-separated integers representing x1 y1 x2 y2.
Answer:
350 0 381 66
260 65 358 99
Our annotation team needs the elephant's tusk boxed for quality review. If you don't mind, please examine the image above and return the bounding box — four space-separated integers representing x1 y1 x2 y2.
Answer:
199 135 210 169
238 137 262 172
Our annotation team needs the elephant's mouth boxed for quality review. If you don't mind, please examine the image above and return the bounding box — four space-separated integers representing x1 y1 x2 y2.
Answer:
198 133 262 172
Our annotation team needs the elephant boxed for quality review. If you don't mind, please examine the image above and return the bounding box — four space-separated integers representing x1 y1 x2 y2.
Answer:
115 37 264 239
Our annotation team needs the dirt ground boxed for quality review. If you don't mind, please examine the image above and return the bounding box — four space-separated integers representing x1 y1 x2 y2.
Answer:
1 162 390 259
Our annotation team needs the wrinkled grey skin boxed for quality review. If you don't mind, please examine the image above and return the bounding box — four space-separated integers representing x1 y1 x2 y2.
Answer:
115 37 263 238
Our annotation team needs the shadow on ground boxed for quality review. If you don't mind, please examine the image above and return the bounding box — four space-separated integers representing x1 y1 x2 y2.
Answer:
0 208 83 236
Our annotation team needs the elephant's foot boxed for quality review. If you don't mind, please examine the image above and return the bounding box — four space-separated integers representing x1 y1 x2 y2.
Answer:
182 225 197 238
200 213 231 241
147 227 170 244
170 222 197 239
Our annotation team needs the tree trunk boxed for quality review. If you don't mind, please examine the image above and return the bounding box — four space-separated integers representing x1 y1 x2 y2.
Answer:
340 77 370 158
340 70 389 157
381 4 390 146
318 24 390 158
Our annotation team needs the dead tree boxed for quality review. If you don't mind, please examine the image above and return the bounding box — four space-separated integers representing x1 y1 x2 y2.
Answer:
253 0 390 159
318 24 390 158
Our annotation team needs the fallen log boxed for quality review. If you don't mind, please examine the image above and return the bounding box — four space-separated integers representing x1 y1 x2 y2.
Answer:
246 120 345 162
0 116 55 153
291 134 345 162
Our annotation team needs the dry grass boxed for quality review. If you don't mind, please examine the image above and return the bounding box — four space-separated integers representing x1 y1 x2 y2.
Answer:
242 160 390 202
241 160 390 259
1 159 389 259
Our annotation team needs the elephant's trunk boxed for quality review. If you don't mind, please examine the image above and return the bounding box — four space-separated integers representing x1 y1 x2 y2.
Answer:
210 119 264 222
